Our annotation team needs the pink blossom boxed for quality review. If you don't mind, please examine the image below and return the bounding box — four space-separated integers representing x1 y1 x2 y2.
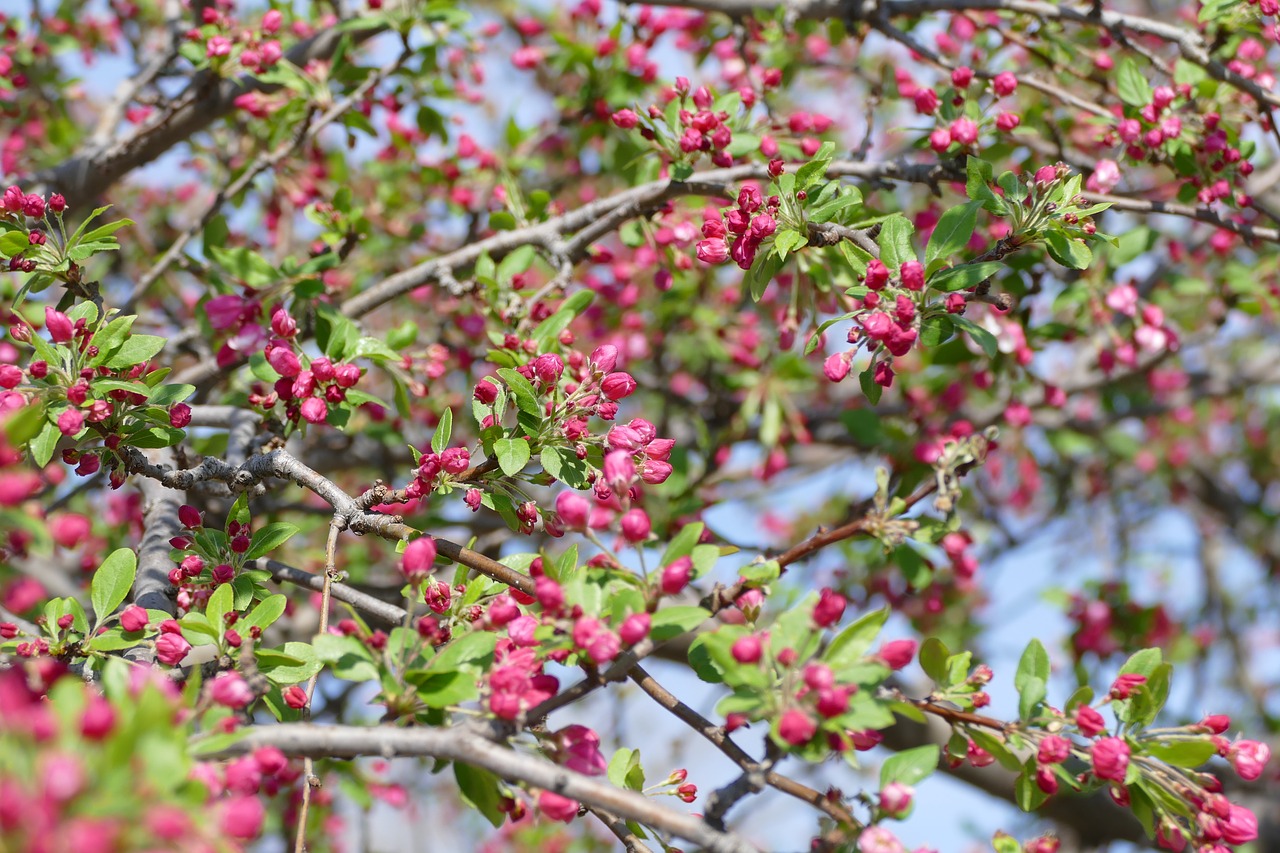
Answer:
778 708 817 745
1090 736 1129 782
119 605 148 632
1086 159 1121 193
619 508 651 542
45 307 74 343
57 408 84 437
601 371 637 400
1229 740 1270 781
402 536 437 581
511 46 544 70
812 588 846 627
79 694 116 739
538 790 579 822
619 612 650 645
731 634 762 663
206 36 232 58
879 782 914 817
210 672 255 708
858 826 906 853
555 491 590 529
1075 704 1106 737
992 71 1018 97
660 556 692 594
1222 804 1258 844
220 796 264 840
169 402 192 428
50 513 91 548
155 632 191 666
877 639 917 670
265 345 302 378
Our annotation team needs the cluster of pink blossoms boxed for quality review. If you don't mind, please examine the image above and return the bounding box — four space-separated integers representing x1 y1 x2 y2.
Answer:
190 5 283 72
1 185 63 272
896 66 1021 154
695 183 781 270
256 308 361 425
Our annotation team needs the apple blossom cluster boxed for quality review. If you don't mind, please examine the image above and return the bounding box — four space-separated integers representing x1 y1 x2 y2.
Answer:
183 4 285 76
0 660 319 850
250 308 362 426
899 65 1023 155
695 183 781 270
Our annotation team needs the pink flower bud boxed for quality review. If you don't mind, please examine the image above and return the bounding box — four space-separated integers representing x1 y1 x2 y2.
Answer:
57 408 84 437
1199 714 1230 734
952 66 974 87
270 308 297 338
732 634 762 663
555 490 591 529
45 307 73 344
812 588 846 627
1109 673 1146 699
155 633 191 666
823 351 850 383
992 71 1018 97
283 685 308 709
80 694 116 739
877 639 917 670
169 402 192 428
879 782 914 816
600 372 637 400
210 672 255 709
1075 704 1106 737
611 108 639 129
538 790 579 823
299 396 327 424
778 708 817 745
1038 734 1071 765
619 508 651 543
899 260 925 291
619 612 650 645
660 556 692 594
1229 740 1270 781
265 345 301 378
402 536 437 581
212 563 235 584
864 259 889 290
590 345 619 373
119 605 148 632
1090 737 1129 782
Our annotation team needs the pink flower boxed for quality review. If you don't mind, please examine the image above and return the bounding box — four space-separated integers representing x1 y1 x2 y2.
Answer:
823 352 850 383
555 491 590 529
206 36 232 58
619 612 650 645
79 694 116 739
857 826 906 853
220 796 264 840
996 112 1021 131
1228 740 1270 781
660 556 692 595
50 513 91 548
511 46 544 70
731 634 762 663
1222 804 1259 844
950 116 979 145
877 639 917 670
1075 704 1106 737
611 109 639 129
402 536 437 581
169 402 192 428
879 782 914 817
600 371 637 400
45 307 74 343
0 364 21 389
812 588 846 627
538 790 579 822
1038 734 1071 765
864 259 889 290
913 88 939 114
899 260 925 291
1086 158 1120 193
261 9 283 33
1109 673 1146 699
778 708 817 745
1090 736 1129 782
992 71 1018 97
283 685 308 709
57 408 84 437
210 672 255 708
155 632 191 666
619 508 651 543
119 605 148 632
951 66 974 87
265 345 301 378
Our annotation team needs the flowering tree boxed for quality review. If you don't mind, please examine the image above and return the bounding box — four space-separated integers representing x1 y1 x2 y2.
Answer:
1 0 1279 850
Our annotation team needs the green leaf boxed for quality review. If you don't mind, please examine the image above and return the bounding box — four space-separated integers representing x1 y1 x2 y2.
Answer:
745 252 786 301
241 594 288 633
877 214 915 271
493 437 531 477
880 744 939 788
496 368 540 416
312 634 378 681
950 315 999 359
1014 639 1049 719
807 187 863 223
0 230 29 257
965 157 1005 214
929 261 1005 292
205 583 233 638
432 630 497 671
825 607 889 668
1014 763 1049 811
30 419 61 467
918 637 950 685
454 763 505 828
540 446 588 488
208 245 278 287
607 747 646 792
926 202 980 267
145 384 196 407
257 642 322 685
659 522 705 567
432 408 453 455
919 315 953 348
91 548 137 625
773 228 808 259
648 606 710 642
993 831 1022 853
406 669 477 707
859 364 883 404
795 141 835 190
1043 231 1093 270
5 403 46 447
497 244 537 284
1115 58 1152 107
244 523 300 561
104 335 167 369
1143 739 1216 768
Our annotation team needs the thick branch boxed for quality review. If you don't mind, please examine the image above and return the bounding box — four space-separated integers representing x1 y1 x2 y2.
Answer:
208 723 760 853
